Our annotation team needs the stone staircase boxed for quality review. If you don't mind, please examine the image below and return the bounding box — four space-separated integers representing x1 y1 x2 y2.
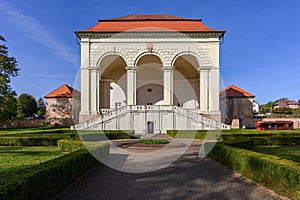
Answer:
73 105 230 132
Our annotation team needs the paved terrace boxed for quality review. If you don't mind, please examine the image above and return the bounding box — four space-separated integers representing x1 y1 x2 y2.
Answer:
56 137 285 200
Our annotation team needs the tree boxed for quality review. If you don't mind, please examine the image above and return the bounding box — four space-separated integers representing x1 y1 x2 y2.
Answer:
17 93 37 117
259 101 274 114
0 35 20 122
36 97 46 116
0 95 17 121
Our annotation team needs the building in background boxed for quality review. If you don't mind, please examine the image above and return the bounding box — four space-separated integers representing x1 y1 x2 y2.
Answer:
253 100 259 113
220 84 255 128
45 84 80 126
273 98 299 109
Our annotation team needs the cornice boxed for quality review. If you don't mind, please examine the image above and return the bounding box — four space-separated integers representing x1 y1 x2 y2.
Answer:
75 32 224 39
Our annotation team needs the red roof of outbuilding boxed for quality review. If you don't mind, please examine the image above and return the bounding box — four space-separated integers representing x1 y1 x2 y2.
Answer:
45 84 80 99
220 85 255 98
77 14 224 33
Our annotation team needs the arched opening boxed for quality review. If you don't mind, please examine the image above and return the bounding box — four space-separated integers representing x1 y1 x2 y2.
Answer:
173 54 200 109
99 55 127 110
136 54 163 105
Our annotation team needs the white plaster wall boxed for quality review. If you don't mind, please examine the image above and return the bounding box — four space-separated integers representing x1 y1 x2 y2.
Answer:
80 35 222 123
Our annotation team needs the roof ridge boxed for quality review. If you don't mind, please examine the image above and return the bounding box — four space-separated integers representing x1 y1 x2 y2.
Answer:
221 84 255 97
99 14 201 22
45 84 79 98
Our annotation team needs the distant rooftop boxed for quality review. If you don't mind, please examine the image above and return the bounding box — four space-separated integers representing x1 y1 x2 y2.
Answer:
45 84 80 99
76 14 224 34
220 84 255 98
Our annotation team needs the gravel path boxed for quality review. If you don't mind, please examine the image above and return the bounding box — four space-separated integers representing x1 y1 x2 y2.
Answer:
56 140 286 200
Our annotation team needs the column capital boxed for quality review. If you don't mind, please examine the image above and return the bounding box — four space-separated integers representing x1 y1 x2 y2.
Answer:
125 65 135 71
162 66 173 71
199 67 211 71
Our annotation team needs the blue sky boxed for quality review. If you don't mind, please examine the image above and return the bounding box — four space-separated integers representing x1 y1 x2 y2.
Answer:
0 0 299 104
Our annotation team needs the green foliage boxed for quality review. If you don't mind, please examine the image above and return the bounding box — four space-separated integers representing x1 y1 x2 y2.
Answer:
0 146 63 177
251 145 300 163
0 150 107 200
138 139 169 145
36 97 46 116
58 139 86 152
273 107 292 114
0 35 20 123
0 130 77 146
0 126 71 135
17 93 37 117
0 95 17 122
167 129 300 141
0 35 19 97
167 130 219 139
259 101 274 114
78 130 136 141
206 143 300 199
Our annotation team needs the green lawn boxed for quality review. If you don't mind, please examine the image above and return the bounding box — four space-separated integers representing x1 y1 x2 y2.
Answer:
251 145 300 163
0 146 64 178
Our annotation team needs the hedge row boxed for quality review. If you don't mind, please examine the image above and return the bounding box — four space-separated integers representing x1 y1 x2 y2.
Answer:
0 133 76 146
77 130 136 141
167 130 300 141
0 143 109 200
205 142 300 200
224 136 300 149
167 130 219 139
0 130 135 146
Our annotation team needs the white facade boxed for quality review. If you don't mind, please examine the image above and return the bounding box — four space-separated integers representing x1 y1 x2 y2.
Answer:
75 25 229 133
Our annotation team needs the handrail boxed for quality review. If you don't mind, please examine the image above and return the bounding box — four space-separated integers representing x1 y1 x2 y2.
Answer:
73 105 230 130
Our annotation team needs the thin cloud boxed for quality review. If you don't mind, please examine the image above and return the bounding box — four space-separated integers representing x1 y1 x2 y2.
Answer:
0 0 79 65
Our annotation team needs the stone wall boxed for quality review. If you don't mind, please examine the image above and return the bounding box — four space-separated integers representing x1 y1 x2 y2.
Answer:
221 97 255 128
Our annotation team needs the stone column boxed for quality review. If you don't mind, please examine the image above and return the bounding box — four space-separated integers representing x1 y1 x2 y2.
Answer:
126 66 136 105
163 66 173 105
80 68 90 113
199 68 209 112
90 68 99 114
79 38 90 116
209 67 220 111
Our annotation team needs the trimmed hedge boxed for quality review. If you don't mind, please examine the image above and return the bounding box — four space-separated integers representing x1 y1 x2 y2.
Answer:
224 136 300 149
167 130 220 140
138 139 169 145
78 130 136 141
58 139 87 152
0 133 76 146
0 143 109 200
167 130 300 142
206 142 300 199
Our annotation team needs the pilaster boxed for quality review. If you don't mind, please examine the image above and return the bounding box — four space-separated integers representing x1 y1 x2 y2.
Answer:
126 66 136 105
163 66 173 105
199 68 209 112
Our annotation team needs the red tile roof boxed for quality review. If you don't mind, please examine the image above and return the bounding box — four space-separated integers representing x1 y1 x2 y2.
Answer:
77 14 224 33
220 84 255 98
45 84 80 99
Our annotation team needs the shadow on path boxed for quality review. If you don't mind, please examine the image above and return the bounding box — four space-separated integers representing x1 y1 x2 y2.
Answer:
56 141 283 200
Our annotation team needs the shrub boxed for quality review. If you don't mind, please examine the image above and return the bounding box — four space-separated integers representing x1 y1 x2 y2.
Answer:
0 133 76 146
58 139 86 152
77 130 136 141
0 143 109 200
138 139 169 145
205 143 300 199
167 130 220 140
